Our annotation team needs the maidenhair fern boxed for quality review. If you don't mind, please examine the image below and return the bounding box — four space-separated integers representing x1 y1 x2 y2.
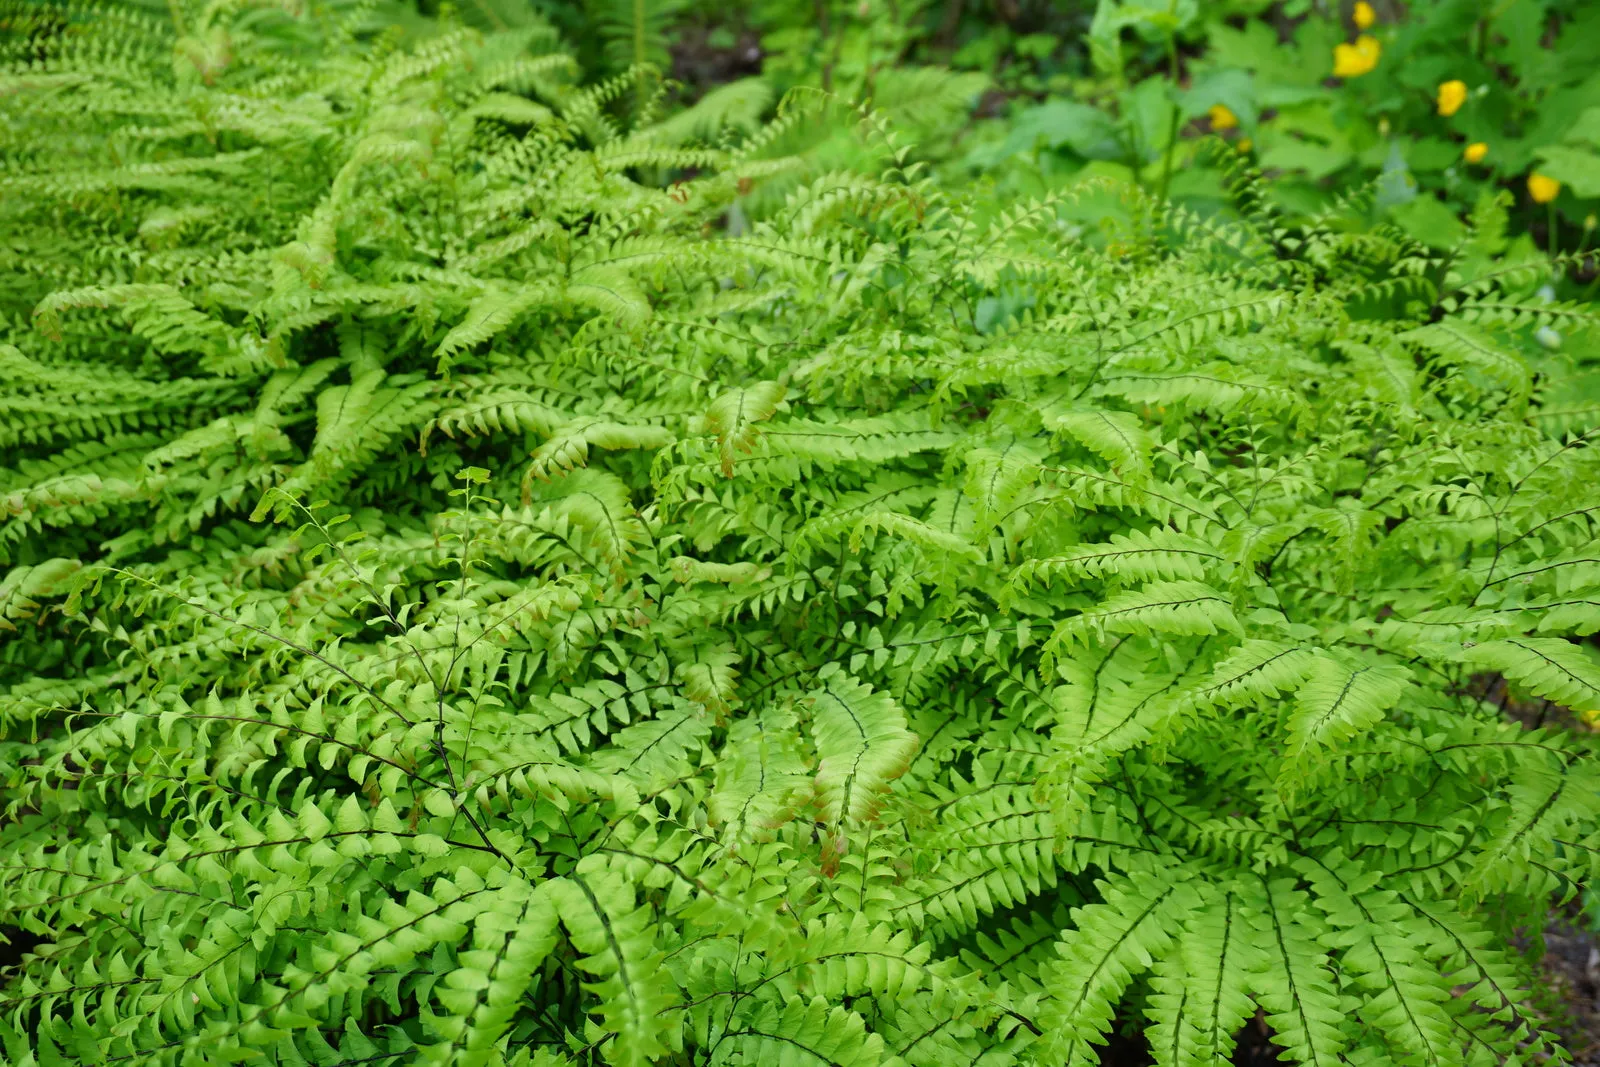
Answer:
3 3 1600 1066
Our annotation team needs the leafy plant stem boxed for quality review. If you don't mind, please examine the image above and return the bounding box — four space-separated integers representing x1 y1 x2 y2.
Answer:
1156 7 1182 205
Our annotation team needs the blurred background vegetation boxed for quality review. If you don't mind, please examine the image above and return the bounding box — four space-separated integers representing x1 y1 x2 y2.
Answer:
8 0 1598 295
432 0 1600 293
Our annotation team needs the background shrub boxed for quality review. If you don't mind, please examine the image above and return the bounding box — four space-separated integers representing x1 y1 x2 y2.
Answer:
398 0 1600 285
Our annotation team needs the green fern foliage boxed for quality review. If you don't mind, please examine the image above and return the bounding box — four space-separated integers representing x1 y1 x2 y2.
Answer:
3 3 1600 1066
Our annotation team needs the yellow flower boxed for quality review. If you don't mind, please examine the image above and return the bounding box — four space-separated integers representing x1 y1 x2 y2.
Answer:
1353 1 1376 29
1463 142 1488 164
1528 173 1561 204
1332 43 1358 76
1208 104 1238 131
1237 137 1253 154
1436 80 1468 117
1333 35 1381 78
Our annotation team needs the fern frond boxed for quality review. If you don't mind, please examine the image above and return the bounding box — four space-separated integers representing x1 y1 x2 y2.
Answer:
1049 580 1241 650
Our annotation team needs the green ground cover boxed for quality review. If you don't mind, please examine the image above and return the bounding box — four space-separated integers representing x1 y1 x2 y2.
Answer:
2 2 1599 1065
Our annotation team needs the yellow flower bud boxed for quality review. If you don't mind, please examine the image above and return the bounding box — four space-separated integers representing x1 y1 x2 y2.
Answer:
1436 80 1467 117
1353 1 1376 29
1527 173 1561 204
1586 214 1597 232
1463 142 1488 164
1333 35 1381 78
1208 104 1238 131
1237 137 1253 154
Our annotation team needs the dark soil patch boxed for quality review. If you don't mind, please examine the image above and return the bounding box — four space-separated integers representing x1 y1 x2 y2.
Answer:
0 926 45 977
1230 1014 1288 1064
1539 916 1600 1065
1473 670 1596 736
670 24 763 94
1093 1009 1286 1064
